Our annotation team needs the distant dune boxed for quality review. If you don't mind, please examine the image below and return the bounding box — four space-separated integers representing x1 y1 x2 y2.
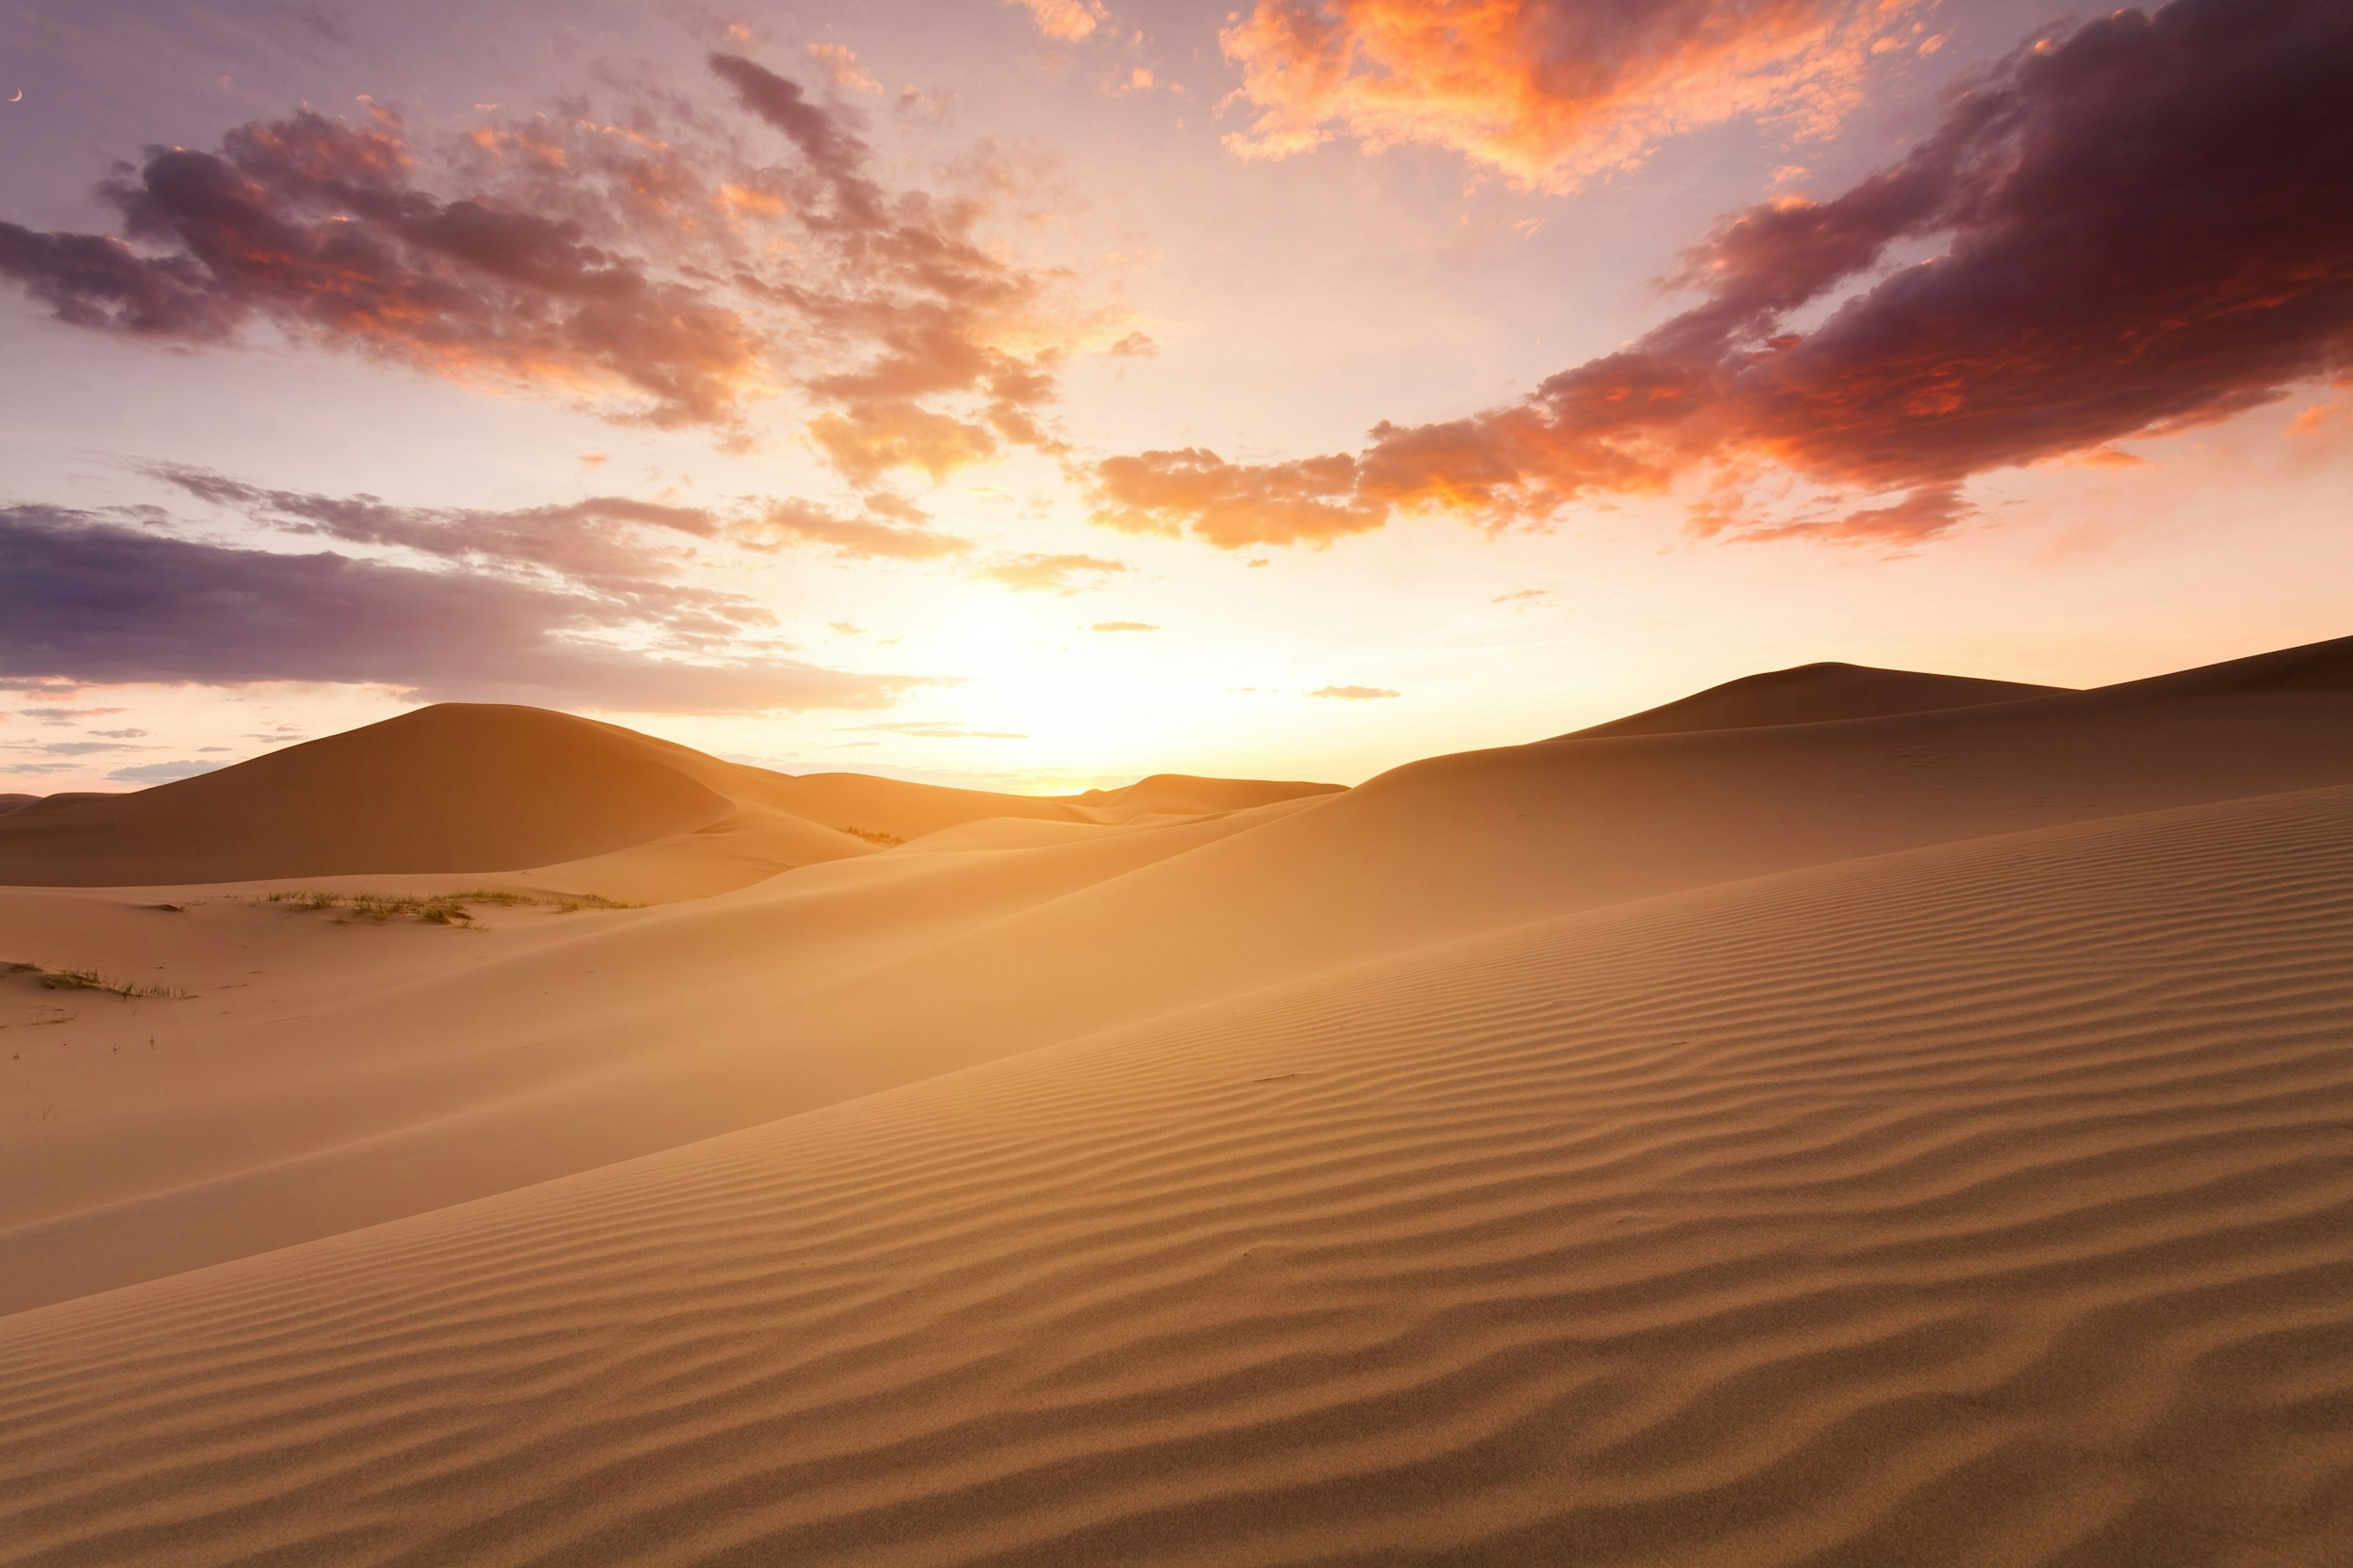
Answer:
0 705 1342 892
2 635 2350 1566
1564 659 2066 739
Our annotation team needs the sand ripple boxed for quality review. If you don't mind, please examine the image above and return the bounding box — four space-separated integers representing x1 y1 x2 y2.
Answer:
2 787 2350 1565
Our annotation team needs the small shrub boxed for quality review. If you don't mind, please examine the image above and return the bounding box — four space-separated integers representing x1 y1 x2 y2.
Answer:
839 825 906 848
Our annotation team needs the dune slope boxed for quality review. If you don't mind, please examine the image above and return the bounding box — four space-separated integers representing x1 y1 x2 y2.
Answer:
1565 660 2067 739
2 783 2347 1566
0 705 1346 891
5 638 2351 1312
0 705 755 886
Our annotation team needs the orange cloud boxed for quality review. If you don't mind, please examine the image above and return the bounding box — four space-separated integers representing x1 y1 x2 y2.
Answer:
976 552 1129 592
805 42 882 94
1009 0 1107 43
1220 0 1934 189
1104 0 2353 548
733 498 971 561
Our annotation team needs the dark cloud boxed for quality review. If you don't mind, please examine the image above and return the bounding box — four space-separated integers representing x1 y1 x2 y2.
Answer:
1104 0 2353 547
0 110 759 426
975 551 1129 593
0 58 1104 487
0 505 912 714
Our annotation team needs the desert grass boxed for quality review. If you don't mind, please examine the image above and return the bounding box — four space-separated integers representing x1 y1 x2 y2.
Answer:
263 889 639 926
2 961 188 1000
838 825 906 847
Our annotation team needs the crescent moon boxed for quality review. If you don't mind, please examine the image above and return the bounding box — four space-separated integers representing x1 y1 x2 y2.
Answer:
7 91 20 103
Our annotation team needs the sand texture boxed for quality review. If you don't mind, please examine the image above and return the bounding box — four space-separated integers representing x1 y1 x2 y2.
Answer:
2 638 2351 1566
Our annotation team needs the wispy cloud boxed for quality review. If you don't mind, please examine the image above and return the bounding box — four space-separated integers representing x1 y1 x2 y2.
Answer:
853 720 1029 738
976 551 1130 593
1090 620 1158 631
108 760 224 784
1310 684 1398 700
0 504 916 714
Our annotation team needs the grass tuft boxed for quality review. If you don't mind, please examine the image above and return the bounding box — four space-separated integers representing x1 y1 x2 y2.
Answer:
839 825 906 848
264 888 642 926
18 965 189 999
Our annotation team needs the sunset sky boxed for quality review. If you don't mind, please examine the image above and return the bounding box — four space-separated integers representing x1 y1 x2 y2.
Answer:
2 0 2347 793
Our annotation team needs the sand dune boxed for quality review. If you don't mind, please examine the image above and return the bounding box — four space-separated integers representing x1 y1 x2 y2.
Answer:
2 782 2347 1566
0 704 1339 894
2 635 2349 1565
1565 660 2067 738
4 638 2352 1315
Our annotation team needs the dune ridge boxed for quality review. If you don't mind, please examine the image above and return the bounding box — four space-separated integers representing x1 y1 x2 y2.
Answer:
2 784 2348 1565
1563 661 2067 740
0 705 1343 892
5 638 2353 1314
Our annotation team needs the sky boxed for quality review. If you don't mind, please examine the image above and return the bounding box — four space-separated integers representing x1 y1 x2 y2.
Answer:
1 0 2347 795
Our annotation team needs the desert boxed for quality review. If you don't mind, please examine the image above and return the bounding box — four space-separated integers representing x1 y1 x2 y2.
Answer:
3 636 2351 1564
4 0 2350 1559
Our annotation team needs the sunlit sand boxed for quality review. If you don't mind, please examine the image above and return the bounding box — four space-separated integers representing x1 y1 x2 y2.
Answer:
3 636 2349 1564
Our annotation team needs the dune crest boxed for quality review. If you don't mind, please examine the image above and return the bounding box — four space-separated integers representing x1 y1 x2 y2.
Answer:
0 705 1344 892
1564 661 2067 740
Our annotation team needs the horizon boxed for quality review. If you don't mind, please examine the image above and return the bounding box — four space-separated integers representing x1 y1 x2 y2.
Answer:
2 629 2328 803
4 0 2348 795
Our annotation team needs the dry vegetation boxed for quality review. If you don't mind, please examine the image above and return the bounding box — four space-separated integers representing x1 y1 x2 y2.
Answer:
263 890 639 926
3 960 188 1000
839 825 906 847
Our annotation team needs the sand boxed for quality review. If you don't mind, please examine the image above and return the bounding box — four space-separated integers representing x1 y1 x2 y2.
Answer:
1 638 2349 1566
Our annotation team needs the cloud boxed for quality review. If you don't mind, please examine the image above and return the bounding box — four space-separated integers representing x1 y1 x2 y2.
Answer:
976 551 1129 592
805 42 882 96
0 57 1108 488
159 462 968 592
1310 684 1398 700
853 721 1029 738
0 110 760 426
1009 0 1107 43
1492 588 1548 603
1090 620 1158 631
17 706 127 725
7 740 137 756
732 498 972 561
0 504 914 714
1219 0 1935 190
108 760 225 784
1093 447 1383 547
1106 0 2353 547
